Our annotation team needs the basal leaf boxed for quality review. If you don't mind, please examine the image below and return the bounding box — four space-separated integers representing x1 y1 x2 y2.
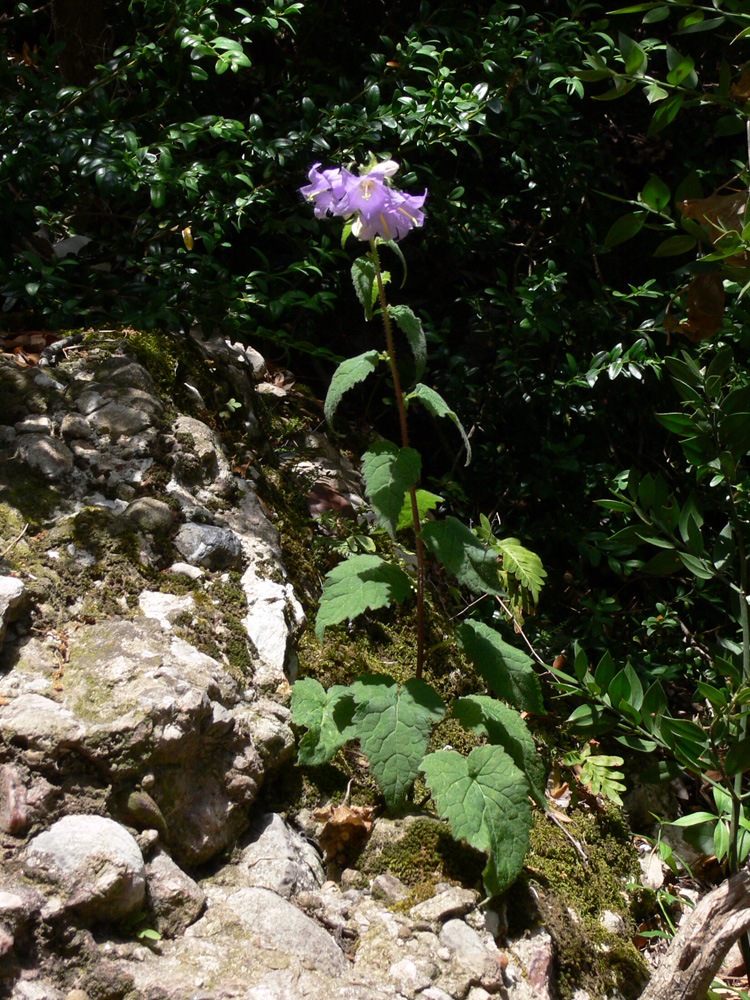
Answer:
491 536 547 604
389 304 427 382
456 619 544 715
325 350 382 429
420 745 532 896
361 441 421 538
351 674 445 809
453 695 546 805
405 384 472 465
423 517 504 595
291 678 356 765
396 488 443 531
315 554 412 639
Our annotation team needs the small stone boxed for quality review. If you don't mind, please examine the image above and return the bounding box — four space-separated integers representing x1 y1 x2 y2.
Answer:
173 523 243 571
122 498 173 533
24 814 146 921
371 872 409 902
16 434 74 479
410 887 480 926
88 402 151 439
600 909 627 935
0 576 27 647
166 561 204 580
0 764 28 835
145 849 205 937
138 591 195 630
0 922 13 956
60 413 94 440
14 415 52 434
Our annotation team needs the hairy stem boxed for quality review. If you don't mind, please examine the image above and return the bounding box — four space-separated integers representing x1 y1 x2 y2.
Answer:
371 240 425 678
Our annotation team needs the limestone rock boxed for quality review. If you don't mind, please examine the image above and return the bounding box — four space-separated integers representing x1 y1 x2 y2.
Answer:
173 523 243 570
24 814 146 921
241 566 305 688
172 415 234 495
238 813 324 897
15 435 74 479
137 590 195 630
410 886 480 927
0 575 26 646
122 497 173 533
145 849 205 937
0 618 290 866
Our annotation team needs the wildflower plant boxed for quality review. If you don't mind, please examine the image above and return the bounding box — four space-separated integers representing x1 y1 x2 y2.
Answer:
292 156 549 897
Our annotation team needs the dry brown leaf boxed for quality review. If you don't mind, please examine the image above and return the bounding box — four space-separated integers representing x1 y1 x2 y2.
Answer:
679 191 749 266
307 482 356 521
665 273 726 343
314 801 376 863
730 68 750 104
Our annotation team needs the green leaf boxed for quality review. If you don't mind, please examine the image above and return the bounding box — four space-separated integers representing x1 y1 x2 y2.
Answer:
603 212 644 249
420 745 533 896
315 554 412 638
406 384 472 465
324 350 382 428
677 551 714 580
291 678 356 765
640 175 670 212
455 619 544 715
362 441 421 538
351 675 445 809
351 257 378 320
453 695 546 805
725 737 750 776
423 517 504 595
648 93 684 135
396 489 443 531
491 536 547 604
389 304 427 382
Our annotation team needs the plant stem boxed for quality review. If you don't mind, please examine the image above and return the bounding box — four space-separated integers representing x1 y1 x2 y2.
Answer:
370 240 426 678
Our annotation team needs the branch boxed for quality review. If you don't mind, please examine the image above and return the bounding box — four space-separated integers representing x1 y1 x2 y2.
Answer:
639 867 750 1000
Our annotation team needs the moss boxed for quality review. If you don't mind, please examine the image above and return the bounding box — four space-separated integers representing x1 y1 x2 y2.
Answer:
359 816 485 894
0 462 65 530
518 806 647 1000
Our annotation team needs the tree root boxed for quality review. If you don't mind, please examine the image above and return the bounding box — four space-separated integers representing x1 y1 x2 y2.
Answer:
640 867 750 1000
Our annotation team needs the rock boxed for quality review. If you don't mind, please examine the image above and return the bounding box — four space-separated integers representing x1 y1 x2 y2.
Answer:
224 887 348 976
137 590 195 630
238 813 324 897
506 928 554 1000
122 497 173 533
145 849 205 937
0 765 30 835
15 415 53 434
600 909 627 935
172 416 234 495
0 618 295 866
60 413 94 440
173 523 243 570
370 873 409 903
87 403 151 439
241 566 305 688
15 435 74 479
0 575 26 646
410 886 480 926
166 561 204 580
10 982 66 1000
24 814 146 921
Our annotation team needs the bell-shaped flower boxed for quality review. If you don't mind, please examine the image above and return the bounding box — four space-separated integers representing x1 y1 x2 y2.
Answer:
300 158 427 241
300 162 355 219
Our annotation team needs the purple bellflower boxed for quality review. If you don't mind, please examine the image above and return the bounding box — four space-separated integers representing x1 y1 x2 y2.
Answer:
300 158 426 241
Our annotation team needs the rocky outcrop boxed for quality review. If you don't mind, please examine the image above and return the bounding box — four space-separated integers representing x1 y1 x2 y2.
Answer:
0 331 601 1000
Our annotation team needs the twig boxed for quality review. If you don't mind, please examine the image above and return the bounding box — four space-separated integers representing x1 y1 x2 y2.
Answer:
0 522 28 560
495 595 548 669
545 809 589 865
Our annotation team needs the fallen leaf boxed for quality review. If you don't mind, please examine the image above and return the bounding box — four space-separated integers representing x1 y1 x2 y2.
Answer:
665 273 726 343
314 801 377 863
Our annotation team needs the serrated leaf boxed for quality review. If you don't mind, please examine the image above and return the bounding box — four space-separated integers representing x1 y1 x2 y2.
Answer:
423 517 504 595
396 489 443 531
491 536 547 604
406 384 472 465
455 619 544 715
420 745 532 896
362 442 421 538
291 678 356 765
350 675 445 809
453 695 546 806
315 554 411 638
351 257 377 321
389 304 427 382
325 350 382 428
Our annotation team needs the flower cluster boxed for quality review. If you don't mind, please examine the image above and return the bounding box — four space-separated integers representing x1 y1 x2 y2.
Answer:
300 159 427 242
